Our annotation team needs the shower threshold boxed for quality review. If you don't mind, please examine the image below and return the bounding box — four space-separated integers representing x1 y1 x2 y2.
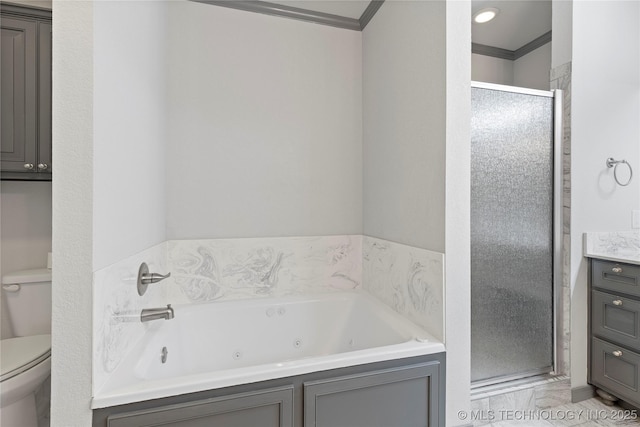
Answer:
471 371 562 398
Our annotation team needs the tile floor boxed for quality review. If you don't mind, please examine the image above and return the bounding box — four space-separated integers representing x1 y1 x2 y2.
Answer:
470 375 640 426
477 397 640 426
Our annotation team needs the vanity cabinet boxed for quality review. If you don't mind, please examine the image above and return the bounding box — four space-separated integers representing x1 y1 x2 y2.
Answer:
93 354 445 427
1 4 52 181
589 258 640 406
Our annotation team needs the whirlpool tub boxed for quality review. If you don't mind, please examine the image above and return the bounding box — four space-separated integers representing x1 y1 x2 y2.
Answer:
91 291 445 409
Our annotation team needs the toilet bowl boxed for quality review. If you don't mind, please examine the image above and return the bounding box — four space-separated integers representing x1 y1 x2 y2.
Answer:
1 335 51 427
0 268 52 427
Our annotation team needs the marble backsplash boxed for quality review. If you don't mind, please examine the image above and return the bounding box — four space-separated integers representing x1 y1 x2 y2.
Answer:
93 234 444 396
168 235 362 302
93 241 169 394
363 236 444 342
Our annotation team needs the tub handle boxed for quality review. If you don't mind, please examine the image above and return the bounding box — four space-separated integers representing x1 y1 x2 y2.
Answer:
2 284 20 292
137 262 172 296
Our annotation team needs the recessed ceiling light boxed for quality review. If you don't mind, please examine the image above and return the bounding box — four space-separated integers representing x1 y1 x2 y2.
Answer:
473 7 499 24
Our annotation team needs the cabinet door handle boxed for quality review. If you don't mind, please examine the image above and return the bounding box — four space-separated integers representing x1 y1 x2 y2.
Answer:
612 267 623 274
38 163 48 170
23 163 34 170
613 300 623 306
613 350 623 357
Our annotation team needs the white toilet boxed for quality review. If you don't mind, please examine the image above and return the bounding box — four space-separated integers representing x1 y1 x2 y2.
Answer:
1 268 52 427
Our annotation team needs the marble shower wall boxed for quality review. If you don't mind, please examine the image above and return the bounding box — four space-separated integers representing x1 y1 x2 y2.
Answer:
550 61 572 376
362 236 444 342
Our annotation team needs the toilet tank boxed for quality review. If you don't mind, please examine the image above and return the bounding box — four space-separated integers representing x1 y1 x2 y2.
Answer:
2 268 52 337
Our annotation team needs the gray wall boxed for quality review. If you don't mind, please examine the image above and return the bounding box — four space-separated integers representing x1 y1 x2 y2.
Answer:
165 2 363 240
0 181 52 339
93 1 168 270
363 0 446 253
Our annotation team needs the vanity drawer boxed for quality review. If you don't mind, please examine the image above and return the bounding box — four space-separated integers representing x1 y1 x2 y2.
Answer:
591 337 640 406
592 260 640 297
592 290 640 349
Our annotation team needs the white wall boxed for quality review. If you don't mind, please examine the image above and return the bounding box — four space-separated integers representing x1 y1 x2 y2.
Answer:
445 1 472 423
93 1 168 270
514 43 551 90
52 1 170 424
363 0 470 423
0 181 52 338
472 53 513 86
51 2 93 425
570 0 640 389
552 0 573 69
472 43 551 91
165 1 362 240
362 0 446 253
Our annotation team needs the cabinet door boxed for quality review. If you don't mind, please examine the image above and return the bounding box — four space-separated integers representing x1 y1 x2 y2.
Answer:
592 290 640 349
591 337 640 407
37 21 52 174
1 16 37 172
106 386 294 427
592 260 640 297
304 362 443 427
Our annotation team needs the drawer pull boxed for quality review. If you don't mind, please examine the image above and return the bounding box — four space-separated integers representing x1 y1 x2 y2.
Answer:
612 267 623 274
613 350 623 357
612 299 623 306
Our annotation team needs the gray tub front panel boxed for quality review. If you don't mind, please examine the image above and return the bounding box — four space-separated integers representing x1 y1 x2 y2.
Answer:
106 386 294 427
304 362 441 427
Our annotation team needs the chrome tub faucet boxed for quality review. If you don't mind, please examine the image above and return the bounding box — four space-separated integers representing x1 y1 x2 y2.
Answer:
141 304 174 322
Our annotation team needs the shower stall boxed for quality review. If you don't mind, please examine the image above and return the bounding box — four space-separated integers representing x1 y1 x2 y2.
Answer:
470 82 563 386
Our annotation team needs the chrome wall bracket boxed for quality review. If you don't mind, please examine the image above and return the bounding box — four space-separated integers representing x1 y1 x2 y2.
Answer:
137 262 171 296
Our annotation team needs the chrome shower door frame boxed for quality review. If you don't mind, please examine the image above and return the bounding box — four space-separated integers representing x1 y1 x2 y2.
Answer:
470 81 564 387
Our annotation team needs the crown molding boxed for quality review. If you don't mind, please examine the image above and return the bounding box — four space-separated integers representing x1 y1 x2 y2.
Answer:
191 0 385 32
359 1 384 30
473 31 552 61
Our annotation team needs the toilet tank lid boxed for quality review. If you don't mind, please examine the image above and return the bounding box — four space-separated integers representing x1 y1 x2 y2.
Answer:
2 268 51 285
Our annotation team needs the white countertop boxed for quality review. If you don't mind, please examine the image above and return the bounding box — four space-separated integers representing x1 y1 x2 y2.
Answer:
584 231 640 265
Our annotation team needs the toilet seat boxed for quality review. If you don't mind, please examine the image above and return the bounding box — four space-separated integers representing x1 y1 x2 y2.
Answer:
1 334 51 382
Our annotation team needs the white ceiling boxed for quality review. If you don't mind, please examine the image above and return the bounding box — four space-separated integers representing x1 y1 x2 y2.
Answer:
267 0 552 52
472 0 551 51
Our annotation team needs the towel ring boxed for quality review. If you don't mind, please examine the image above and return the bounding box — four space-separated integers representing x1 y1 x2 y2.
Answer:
606 158 633 186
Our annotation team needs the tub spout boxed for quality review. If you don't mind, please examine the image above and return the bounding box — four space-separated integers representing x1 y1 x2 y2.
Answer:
141 304 174 322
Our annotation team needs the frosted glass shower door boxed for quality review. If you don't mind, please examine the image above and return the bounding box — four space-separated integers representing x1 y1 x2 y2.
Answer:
471 84 555 385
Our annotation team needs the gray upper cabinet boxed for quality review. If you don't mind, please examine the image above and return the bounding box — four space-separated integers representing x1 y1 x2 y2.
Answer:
1 4 52 181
